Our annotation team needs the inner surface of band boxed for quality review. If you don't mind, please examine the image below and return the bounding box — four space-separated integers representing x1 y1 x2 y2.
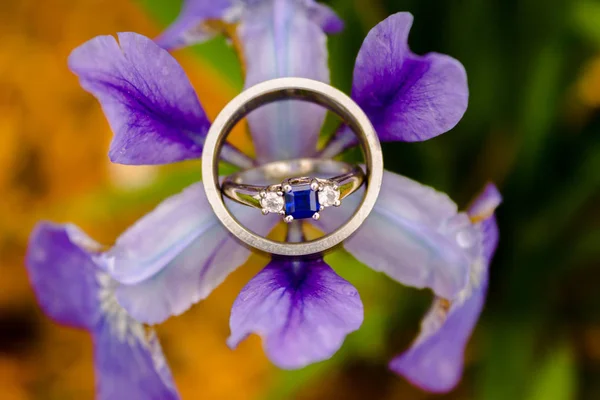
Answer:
228 158 356 185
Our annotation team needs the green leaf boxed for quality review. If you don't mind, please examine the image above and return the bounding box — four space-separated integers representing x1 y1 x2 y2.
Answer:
572 1 600 47
526 343 577 400
516 42 565 184
480 321 539 400
571 228 600 265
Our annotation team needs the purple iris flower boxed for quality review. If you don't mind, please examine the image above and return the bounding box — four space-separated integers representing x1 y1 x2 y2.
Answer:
26 223 179 400
26 0 502 395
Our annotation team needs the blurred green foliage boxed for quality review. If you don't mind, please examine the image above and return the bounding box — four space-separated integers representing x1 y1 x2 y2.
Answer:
136 0 600 398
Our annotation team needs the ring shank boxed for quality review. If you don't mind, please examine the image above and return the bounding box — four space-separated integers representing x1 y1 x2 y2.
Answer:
202 78 383 256
222 159 365 209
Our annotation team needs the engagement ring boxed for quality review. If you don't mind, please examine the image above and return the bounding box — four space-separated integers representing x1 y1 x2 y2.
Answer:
222 159 365 222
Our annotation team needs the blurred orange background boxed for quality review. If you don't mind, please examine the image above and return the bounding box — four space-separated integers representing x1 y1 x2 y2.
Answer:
2 0 600 399
0 1 271 399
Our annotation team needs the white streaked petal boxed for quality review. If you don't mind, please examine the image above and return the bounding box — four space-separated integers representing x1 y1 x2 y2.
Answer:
238 0 330 162
314 170 474 299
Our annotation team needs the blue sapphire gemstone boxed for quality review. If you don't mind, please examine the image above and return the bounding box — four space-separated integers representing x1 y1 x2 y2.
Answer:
284 184 320 219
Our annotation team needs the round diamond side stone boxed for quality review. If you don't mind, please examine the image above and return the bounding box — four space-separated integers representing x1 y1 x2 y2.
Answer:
260 192 284 213
318 185 340 207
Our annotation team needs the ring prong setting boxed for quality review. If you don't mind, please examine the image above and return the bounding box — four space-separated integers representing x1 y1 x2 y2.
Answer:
259 190 285 214
260 177 343 221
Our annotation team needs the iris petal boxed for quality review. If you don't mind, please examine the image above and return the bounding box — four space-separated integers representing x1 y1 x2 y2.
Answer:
99 183 218 285
315 170 473 299
68 32 211 165
238 0 332 161
306 1 344 34
326 12 468 152
154 0 342 162
389 184 501 393
353 12 468 142
25 223 180 399
25 222 101 329
100 182 280 324
94 323 179 400
155 0 234 50
227 257 363 369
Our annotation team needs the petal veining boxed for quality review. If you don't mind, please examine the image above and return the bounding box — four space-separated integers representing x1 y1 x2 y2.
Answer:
69 32 211 165
389 184 501 393
228 256 363 368
315 170 474 299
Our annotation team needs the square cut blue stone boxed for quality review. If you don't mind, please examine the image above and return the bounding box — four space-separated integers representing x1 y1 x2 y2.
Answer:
284 184 320 219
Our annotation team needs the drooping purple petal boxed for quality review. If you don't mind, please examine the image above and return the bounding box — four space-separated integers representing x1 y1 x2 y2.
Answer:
94 318 179 400
95 273 181 400
25 223 180 399
237 0 332 162
155 0 234 50
315 170 473 299
324 12 468 153
99 183 217 285
228 257 363 369
68 32 210 165
25 222 101 329
98 182 279 325
389 184 501 393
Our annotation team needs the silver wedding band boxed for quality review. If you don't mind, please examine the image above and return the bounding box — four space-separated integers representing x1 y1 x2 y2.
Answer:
202 77 383 256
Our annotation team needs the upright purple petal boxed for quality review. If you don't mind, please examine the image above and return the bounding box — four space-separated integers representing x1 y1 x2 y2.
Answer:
315 170 474 299
25 223 180 399
228 257 363 369
155 0 234 50
306 1 344 34
69 32 210 165
333 12 468 148
389 184 501 393
156 0 341 50
237 0 333 162
25 222 101 329
98 182 279 324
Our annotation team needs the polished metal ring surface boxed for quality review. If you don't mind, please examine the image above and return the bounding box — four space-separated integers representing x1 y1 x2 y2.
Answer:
202 77 383 256
222 158 365 222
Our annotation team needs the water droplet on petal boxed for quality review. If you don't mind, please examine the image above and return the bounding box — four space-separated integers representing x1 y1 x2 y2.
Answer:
456 229 475 248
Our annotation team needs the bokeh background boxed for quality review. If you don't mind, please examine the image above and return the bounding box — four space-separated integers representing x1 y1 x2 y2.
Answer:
1 0 599 399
